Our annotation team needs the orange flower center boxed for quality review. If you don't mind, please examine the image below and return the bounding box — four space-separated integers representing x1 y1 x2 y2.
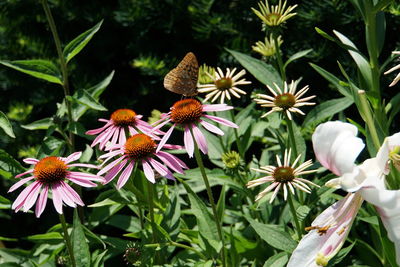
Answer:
170 99 203 125
111 109 137 127
274 93 296 110
215 78 232 91
273 166 294 183
34 157 68 184
124 134 156 160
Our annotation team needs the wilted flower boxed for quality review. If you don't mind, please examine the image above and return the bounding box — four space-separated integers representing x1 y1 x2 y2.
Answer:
197 68 251 104
384 51 400 87
247 149 318 203
8 152 103 217
98 133 187 188
252 0 298 27
86 109 160 150
252 34 283 57
153 99 238 158
254 80 316 120
288 121 400 266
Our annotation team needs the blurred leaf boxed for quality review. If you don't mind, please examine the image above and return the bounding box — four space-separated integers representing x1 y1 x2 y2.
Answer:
26 232 63 241
295 205 311 223
315 27 335 42
67 89 107 111
379 219 397 267
247 218 297 252
283 49 313 69
216 184 226 223
309 63 352 99
37 136 65 158
263 252 288 267
386 92 400 125
227 49 281 87
63 20 103 63
0 236 17 242
0 149 25 179
0 111 15 138
72 210 91 267
91 249 108 267
303 97 354 127
106 214 141 233
21 118 53 131
328 242 355 266
0 60 62 84
88 198 119 208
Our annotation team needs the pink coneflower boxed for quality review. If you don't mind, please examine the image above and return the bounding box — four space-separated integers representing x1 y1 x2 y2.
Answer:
153 98 238 158
98 133 188 188
8 152 103 217
86 109 160 150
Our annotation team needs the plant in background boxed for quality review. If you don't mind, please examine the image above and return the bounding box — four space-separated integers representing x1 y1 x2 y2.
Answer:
252 34 283 58
251 0 298 27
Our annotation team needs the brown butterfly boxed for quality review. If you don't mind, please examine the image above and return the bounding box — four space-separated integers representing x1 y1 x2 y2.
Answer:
164 52 199 96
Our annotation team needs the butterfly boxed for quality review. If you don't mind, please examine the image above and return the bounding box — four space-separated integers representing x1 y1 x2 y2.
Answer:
164 52 199 96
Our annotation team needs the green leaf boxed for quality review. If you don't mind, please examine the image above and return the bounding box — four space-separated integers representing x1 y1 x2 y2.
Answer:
0 149 25 179
309 63 352 99
0 60 62 84
303 97 354 127
333 30 373 89
328 242 355 266
63 20 103 63
21 117 53 131
91 249 108 267
0 111 15 138
315 27 335 42
67 89 107 111
263 252 289 267
295 205 311 223
227 48 281 87
26 232 63 241
283 49 313 69
386 91 400 125
216 184 226 223
247 218 297 252
0 236 17 242
72 210 91 267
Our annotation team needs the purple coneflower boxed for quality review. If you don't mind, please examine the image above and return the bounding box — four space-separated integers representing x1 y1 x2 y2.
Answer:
98 133 187 188
9 152 103 217
153 98 238 158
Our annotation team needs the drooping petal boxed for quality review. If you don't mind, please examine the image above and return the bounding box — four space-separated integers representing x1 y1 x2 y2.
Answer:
184 126 194 158
35 185 49 218
8 176 35 192
117 161 134 189
63 152 82 164
202 104 233 112
192 124 208 155
104 159 127 184
51 184 63 214
312 121 364 176
155 151 185 174
199 120 224 136
142 160 155 183
203 114 239 128
15 169 34 178
156 124 175 153
62 182 84 206
12 181 40 211
23 158 39 165
22 182 42 212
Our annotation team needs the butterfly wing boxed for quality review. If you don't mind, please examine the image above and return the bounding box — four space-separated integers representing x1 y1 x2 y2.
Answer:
164 52 199 96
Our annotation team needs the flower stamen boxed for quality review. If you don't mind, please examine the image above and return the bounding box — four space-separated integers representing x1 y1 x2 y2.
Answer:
124 134 156 161
111 109 137 127
34 157 68 184
170 99 203 125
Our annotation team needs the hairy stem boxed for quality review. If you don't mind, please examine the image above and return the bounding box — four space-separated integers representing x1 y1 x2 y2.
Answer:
59 214 76 267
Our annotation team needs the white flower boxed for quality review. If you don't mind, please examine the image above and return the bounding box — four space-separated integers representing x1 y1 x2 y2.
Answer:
288 121 400 266
384 51 400 87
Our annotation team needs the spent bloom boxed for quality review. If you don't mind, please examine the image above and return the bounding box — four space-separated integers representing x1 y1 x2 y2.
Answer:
252 34 283 57
8 152 103 217
254 80 316 120
86 108 160 150
252 0 298 27
153 98 238 158
288 121 400 266
384 51 400 87
98 133 187 188
197 67 251 104
247 149 318 203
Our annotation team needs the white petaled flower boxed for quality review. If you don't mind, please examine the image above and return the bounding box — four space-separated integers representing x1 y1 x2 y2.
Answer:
384 51 400 87
288 121 400 267
247 149 319 203
251 0 298 27
197 67 251 104
254 80 316 120
252 34 283 57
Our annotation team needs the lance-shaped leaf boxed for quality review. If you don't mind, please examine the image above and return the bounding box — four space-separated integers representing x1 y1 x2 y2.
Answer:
67 89 107 112
0 59 62 84
72 209 91 267
0 111 15 138
63 20 103 63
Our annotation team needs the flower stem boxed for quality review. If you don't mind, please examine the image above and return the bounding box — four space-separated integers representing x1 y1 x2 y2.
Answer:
145 241 207 260
287 193 302 240
192 133 226 267
227 100 244 158
59 214 76 267
147 180 157 243
41 0 75 153
272 31 286 81
358 90 381 151
285 115 298 157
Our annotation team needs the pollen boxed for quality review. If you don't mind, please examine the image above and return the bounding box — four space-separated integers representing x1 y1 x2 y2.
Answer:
273 166 295 183
124 134 156 160
34 157 68 184
170 99 203 125
215 78 233 91
274 93 296 110
111 109 137 127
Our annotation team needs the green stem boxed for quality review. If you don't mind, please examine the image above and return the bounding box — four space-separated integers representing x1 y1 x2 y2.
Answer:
41 0 75 152
365 10 381 97
287 193 302 240
285 115 298 157
59 214 76 267
359 90 381 151
192 132 226 267
147 180 157 243
145 242 207 260
272 31 286 81
227 101 244 158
